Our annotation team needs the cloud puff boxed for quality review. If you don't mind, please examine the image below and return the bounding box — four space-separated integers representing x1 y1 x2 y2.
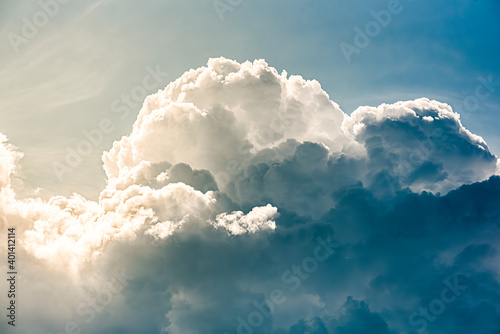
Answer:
103 58 346 187
343 99 497 194
212 204 278 235
1 58 499 334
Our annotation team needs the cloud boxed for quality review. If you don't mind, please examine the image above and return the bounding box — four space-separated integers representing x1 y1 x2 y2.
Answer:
1 58 499 334
0 133 22 189
329 297 390 334
102 58 346 183
343 99 497 194
212 203 278 236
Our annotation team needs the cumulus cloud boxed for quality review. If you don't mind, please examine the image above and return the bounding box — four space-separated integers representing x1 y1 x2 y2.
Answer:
1 58 499 334
212 204 278 235
343 99 497 194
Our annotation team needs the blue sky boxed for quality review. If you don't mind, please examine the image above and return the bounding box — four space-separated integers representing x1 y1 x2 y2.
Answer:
1 1 500 334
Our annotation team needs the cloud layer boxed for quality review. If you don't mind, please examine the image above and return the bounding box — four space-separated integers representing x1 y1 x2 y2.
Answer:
1 58 499 334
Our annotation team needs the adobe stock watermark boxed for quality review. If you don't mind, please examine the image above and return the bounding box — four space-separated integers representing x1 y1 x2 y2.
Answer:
400 273 468 334
453 74 500 120
340 0 411 64
7 0 73 54
213 0 244 21
225 235 339 334
48 266 134 334
52 65 169 182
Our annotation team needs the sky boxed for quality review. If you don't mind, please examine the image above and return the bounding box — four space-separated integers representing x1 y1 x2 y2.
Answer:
0 1 499 334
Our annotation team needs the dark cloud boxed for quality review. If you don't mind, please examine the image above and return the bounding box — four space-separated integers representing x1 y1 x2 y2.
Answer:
63 176 498 334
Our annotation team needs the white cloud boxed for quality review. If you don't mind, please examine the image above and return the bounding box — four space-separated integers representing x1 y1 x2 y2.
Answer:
344 98 497 193
0 133 22 189
2 58 497 270
212 204 278 235
0 57 499 333
0 57 497 270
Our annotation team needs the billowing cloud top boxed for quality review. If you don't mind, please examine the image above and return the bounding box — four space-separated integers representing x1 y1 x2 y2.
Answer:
1 58 499 334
